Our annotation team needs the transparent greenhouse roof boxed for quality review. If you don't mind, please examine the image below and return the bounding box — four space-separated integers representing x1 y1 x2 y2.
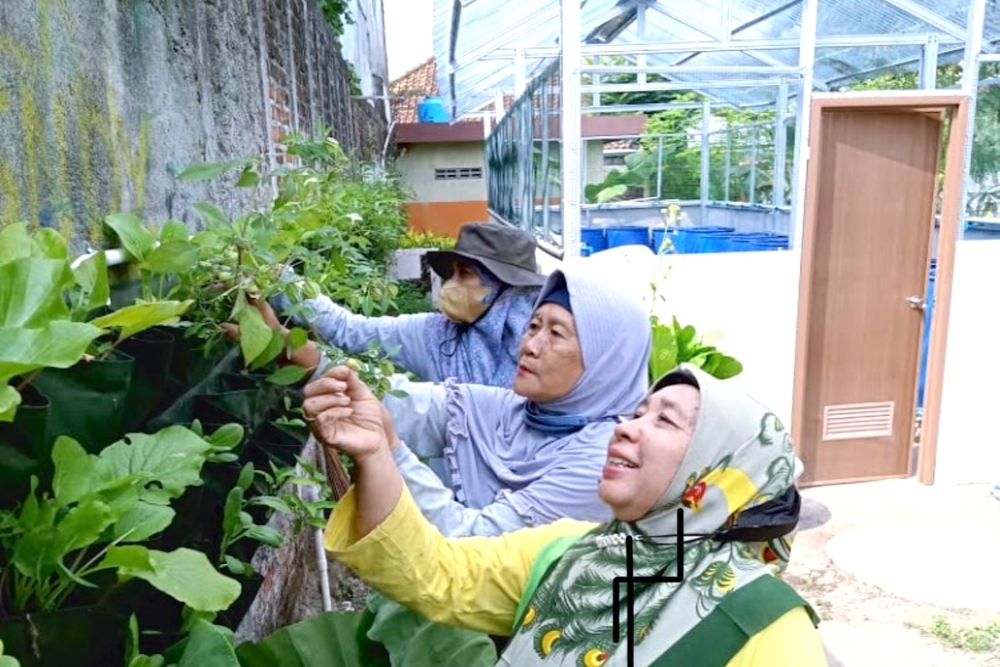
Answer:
433 0 1000 118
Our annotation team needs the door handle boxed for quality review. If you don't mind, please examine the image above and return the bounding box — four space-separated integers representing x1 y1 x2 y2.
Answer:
906 295 927 311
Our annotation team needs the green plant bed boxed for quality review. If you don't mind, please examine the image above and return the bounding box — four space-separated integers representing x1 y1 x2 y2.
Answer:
0 605 127 667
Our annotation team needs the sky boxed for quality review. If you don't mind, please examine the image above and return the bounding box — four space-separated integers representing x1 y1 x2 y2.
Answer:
382 0 435 81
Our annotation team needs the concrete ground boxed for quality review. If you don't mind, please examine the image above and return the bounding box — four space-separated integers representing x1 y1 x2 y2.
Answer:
786 479 1000 667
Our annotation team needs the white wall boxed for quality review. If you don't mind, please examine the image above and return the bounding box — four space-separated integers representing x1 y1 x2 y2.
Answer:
934 239 1000 484
550 246 801 424
543 240 999 485
341 0 390 99
396 143 487 202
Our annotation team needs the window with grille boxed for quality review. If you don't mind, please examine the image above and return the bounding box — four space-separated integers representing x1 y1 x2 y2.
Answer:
435 167 483 180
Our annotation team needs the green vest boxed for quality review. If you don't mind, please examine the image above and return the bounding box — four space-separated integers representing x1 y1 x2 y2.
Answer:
513 537 820 667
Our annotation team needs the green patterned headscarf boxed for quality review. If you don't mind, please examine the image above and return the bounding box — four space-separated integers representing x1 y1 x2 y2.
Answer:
499 365 799 667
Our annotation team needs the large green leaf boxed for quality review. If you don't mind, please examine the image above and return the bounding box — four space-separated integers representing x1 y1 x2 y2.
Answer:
13 499 112 574
0 258 75 327
141 241 200 275
105 213 157 261
236 303 273 365
0 321 104 385
0 222 33 265
33 228 68 260
236 611 391 667
176 159 247 182
89 300 193 342
104 546 241 612
0 385 21 422
52 436 95 506
111 501 176 542
176 620 239 667
94 425 213 504
71 251 110 316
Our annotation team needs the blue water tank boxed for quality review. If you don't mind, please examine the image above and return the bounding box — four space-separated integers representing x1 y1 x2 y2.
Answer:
417 96 449 123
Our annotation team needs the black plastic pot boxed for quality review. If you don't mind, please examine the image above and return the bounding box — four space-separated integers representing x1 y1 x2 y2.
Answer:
117 326 181 432
0 384 50 509
30 349 134 454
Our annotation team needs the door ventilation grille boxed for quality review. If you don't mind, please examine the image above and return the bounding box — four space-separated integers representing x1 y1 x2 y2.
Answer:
822 402 894 441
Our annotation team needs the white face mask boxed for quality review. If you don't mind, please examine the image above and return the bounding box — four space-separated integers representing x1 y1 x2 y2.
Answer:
438 280 492 324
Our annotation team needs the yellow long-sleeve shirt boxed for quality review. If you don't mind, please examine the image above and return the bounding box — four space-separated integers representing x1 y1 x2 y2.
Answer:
326 487 828 667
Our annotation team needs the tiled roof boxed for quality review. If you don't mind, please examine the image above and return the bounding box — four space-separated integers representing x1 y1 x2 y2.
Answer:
390 58 437 124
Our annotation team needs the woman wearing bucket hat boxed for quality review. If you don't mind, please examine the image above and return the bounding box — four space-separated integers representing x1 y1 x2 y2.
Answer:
240 221 547 388
306 363 826 667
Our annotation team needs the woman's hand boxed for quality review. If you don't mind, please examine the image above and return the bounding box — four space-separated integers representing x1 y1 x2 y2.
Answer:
304 366 390 462
221 296 322 372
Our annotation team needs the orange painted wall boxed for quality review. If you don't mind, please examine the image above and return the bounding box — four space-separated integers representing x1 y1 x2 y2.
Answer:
406 201 489 238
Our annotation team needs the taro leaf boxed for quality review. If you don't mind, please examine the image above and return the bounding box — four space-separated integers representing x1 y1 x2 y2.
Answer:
0 385 20 422
0 321 104 386
90 300 193 342
159 219 190 244
176 620 240 667
0 258 75 327
33 228 68 260
52 436 95 506
111 501 176 542
0 222 33 265
236 610 392 667
72 250 110 315
93 425 213 505
237 304 273 365
103 546 241 612
105 213 157 262
141 241 200 275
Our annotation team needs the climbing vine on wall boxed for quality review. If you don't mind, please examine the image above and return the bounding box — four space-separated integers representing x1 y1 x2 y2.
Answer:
317 0 353 38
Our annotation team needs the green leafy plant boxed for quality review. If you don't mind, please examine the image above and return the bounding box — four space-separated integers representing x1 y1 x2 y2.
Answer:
0 639 20 667
649 315 743 382
0 223 190 423
397 229 456 250
0 424 243 616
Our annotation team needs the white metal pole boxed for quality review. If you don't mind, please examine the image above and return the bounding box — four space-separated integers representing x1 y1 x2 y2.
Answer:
514 47 527 98
920 34 939 90
700 100 712 216
561 0 583 258
774 80 788 208
790 0 818 250
958 0 988 242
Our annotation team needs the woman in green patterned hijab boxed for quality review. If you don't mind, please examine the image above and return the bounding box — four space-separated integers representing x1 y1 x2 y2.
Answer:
313 363 827 667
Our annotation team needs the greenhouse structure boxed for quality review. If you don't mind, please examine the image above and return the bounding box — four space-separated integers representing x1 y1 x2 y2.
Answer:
432 0 1000 258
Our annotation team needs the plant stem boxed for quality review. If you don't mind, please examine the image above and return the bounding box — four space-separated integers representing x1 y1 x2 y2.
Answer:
15 369 43 392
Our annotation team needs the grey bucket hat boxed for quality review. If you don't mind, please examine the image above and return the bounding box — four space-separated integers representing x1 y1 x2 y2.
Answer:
425 221 547 287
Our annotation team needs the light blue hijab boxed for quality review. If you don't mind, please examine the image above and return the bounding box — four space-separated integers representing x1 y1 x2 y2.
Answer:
442 268 651 526
423 266 539 388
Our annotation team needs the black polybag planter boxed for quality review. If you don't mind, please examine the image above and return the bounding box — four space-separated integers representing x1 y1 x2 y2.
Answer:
0 606 127 667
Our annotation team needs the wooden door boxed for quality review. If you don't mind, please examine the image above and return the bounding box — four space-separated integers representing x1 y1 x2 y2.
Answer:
795 109 941 486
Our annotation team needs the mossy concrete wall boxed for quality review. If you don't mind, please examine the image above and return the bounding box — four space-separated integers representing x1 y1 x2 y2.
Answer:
0 0 387 253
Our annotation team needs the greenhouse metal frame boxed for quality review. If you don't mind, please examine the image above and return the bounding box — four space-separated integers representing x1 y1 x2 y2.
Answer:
433 0 998 258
